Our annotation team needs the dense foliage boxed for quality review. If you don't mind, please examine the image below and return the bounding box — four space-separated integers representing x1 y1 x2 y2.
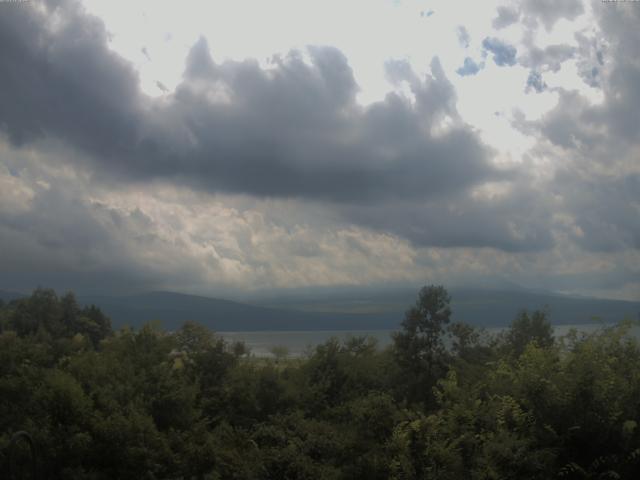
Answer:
1 286 639 479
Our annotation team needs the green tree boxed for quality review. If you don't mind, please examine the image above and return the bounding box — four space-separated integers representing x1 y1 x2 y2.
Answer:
393 285 452 406
501 308 554 357
270 345 290 364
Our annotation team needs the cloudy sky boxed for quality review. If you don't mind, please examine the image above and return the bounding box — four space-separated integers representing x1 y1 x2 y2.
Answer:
0 0 638 300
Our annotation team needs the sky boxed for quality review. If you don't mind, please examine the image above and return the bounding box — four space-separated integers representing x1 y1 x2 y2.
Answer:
0 0 638 300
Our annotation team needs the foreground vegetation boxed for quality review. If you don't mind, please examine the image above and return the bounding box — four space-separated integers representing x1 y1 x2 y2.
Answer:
1 287 639 479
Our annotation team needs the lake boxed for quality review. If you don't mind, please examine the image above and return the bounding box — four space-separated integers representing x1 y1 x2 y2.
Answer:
220 323 632 357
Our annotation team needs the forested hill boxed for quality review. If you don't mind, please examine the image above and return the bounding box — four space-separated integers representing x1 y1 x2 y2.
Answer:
2 286 640 478
77 289 640 331
2 288 639 331
76 291 395 331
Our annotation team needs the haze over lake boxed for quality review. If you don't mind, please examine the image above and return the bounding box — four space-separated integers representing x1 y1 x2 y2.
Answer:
221 323 639 357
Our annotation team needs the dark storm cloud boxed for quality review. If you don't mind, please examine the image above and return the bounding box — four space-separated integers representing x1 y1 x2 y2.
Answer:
0 0 637 300
557 173 640 252
0 1 496 205
525 91 604 150
343 183 556 252
0 0 555 254
0 0 143 156
0 171 215 294
482 37 517 66
157 48 498 204
0 185 161 293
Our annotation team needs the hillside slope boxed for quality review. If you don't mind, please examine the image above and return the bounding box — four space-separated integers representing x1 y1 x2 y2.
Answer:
78 288 640 331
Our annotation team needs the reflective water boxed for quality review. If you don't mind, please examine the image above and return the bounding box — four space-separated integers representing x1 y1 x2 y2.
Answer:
220 323 634 357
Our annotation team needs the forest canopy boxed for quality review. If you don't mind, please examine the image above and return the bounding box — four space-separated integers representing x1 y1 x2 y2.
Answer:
1 286 639 479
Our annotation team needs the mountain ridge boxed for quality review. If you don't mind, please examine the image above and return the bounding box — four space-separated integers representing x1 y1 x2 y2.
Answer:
3 288 638 331
80 288 640 331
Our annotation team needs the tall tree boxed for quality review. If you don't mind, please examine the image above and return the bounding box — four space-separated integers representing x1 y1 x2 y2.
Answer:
502 308 554 357
393 285 452 406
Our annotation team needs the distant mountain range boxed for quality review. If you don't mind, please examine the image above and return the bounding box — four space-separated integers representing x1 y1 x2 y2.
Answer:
249 286 640 329
0 290 25 303
2 287 639 331
74 291 397 331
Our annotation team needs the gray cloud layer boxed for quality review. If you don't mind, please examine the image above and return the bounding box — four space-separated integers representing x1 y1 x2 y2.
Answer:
492 6 520 29
0 0 554 254
0 0 142 156
1 2 495 206
492 0 584 31
514 0 640 254
0 0 638 298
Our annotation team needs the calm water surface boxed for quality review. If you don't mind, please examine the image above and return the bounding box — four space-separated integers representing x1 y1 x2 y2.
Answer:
220 323 634 357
